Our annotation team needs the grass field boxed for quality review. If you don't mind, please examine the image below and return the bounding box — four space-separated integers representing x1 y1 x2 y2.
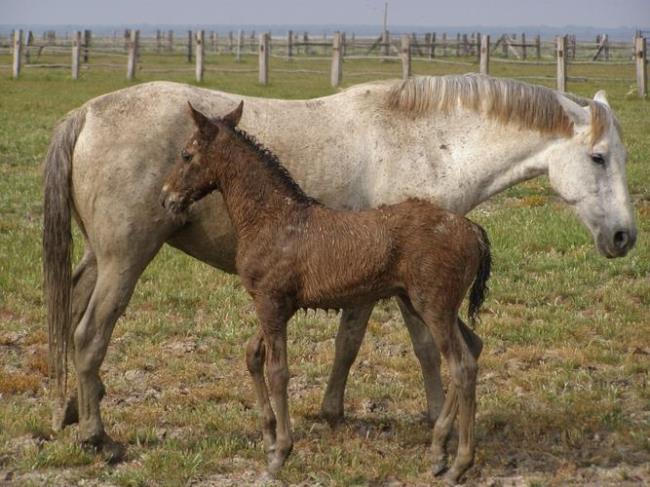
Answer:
0 54 649 486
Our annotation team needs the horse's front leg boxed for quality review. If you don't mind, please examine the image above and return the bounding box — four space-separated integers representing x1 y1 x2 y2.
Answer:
320 303 375 426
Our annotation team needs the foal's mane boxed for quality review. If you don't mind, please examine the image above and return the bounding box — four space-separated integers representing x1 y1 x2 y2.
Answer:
386 74 610 145
217 117 319 205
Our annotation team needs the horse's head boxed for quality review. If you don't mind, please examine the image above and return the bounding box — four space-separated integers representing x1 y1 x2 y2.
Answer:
161 101 243 213
546 91 636 258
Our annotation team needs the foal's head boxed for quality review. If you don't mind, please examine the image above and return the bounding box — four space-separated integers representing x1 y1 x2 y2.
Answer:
161 101 243 213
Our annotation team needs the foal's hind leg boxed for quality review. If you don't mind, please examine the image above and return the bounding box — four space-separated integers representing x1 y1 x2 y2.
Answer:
246 330 277 461
321 303 374 426
396 297 445 423
423 315 478 483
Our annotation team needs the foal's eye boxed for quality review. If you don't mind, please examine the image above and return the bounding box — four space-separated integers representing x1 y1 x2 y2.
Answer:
591 153 606 165
181 149 193 162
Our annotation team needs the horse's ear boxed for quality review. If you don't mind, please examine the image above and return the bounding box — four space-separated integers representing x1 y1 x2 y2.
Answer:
593 90 610 107
187 101 217 137
556 94 589 126
223 101 244 128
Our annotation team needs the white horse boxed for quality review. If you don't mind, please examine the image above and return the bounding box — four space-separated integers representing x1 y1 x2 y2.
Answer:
43 74 636 460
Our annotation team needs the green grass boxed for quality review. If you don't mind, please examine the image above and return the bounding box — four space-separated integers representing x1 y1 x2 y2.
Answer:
0 54 649 485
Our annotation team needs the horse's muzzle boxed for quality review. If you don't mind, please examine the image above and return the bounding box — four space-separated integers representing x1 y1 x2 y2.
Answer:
160 189 186 214
599 227 637 258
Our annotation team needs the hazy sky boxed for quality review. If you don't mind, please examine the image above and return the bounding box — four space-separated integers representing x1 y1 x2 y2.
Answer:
2 0 649 27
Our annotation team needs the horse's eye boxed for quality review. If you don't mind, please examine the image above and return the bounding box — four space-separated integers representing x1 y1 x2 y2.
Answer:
181 149 193 163
591 153 606 165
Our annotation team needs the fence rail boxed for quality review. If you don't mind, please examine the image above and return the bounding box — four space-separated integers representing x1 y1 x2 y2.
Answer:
3 29 647 97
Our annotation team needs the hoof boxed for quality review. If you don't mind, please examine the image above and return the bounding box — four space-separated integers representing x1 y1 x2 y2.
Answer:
443 470 461 485
432 460 448 477
320 409 344 429
81 433 126 465
266 445 292 476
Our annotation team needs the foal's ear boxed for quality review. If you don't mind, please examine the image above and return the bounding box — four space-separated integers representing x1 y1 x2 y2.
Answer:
187 101 216 135
222 101 244 128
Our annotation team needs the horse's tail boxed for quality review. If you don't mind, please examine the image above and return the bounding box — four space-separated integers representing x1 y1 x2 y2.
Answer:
43 107 86 406
467 223 492 327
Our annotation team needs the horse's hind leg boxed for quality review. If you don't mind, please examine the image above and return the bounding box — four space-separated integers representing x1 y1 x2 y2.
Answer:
320 303 375 426
73 253 155 462
52 247 99 431
245 330 277 462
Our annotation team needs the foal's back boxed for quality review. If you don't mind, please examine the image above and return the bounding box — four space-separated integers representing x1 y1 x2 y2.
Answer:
245 198 481 310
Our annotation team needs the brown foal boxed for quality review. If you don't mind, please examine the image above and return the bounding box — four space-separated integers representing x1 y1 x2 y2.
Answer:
160 102 492 483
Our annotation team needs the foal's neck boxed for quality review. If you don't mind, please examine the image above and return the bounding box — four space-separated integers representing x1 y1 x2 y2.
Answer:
215 132 316 237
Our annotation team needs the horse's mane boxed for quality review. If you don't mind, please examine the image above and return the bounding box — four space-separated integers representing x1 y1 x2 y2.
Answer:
218 118 319 206
386 74 610 145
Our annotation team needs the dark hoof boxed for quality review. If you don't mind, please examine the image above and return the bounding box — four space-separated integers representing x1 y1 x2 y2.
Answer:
81 433 126 465
320 409 344 429
432 460 448 476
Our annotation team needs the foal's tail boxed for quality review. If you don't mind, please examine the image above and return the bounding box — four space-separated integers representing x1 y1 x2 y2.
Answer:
43 107 87 406
467 224 492 327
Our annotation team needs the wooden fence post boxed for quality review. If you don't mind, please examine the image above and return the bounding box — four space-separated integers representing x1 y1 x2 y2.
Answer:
127 29 139 80
12 29 22 79
287 30 293 60
442 32 447 56
72 30 81 80
535 34 541 59
331 31 343 87
259 33 269 85
195 30 204 82
382 30 390 59
401 34 411 79
480 34 490 75
341 32 347 57
430 32 436 58
521 32 527 60
456 33 461 56
187 30 193 63
24 31 32 64
502 34 509 58
83 29 91 63
556 35 567 92
167 30 173 51
636 35 647 98
236 30 243 62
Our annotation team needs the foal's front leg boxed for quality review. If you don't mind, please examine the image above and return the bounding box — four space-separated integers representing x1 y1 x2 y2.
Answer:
245 331 276 462
254 297 294 476
264 327 292 475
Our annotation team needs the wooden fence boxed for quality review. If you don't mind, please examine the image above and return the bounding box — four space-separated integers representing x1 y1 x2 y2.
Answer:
3 29 647 97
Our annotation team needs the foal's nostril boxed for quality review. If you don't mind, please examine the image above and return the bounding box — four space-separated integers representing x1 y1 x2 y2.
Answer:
613 230 629 250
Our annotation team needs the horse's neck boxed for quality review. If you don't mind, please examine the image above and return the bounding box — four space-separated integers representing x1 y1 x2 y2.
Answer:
366 108 552 214
217 145 304 236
